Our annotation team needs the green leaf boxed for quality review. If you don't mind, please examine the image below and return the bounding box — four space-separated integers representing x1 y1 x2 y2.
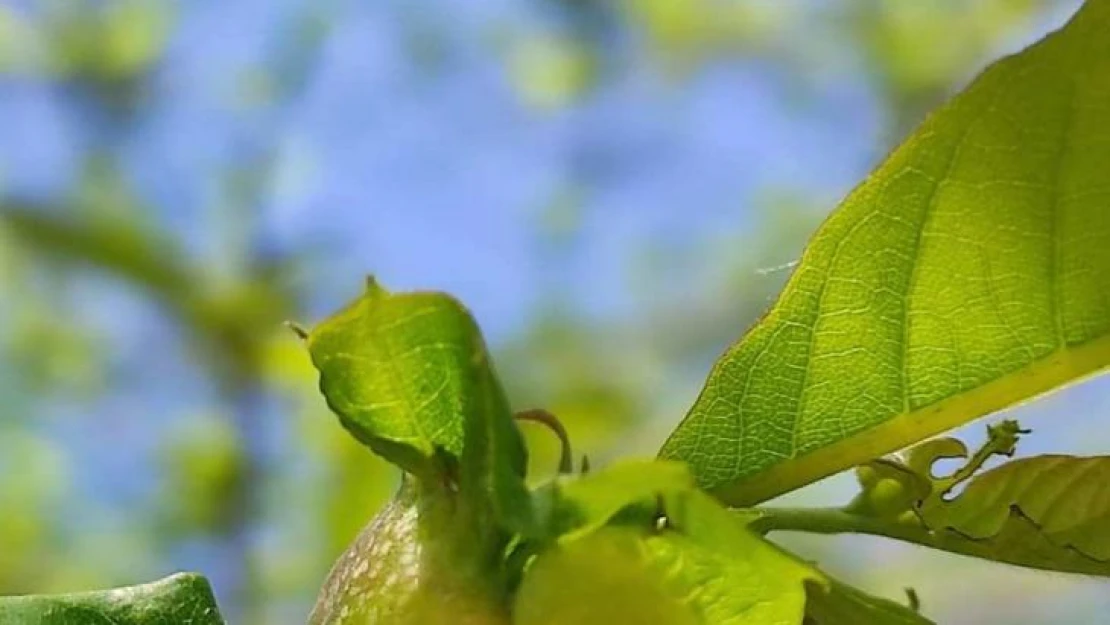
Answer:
663 489 930 625
0 573 225 624
660 0 1110 505
837 423 1110 575
309 477 512 625
307 278 533 532
916 452 1110 572
845 420 1025 522
531 460 696 542
515 462 928 624
805 579 928 625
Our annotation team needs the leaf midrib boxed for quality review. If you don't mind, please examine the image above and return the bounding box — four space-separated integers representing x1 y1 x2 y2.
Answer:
715 332 1110 506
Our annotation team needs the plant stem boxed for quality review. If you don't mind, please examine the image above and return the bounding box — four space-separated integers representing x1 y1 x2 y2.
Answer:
750 507 932 542
749 505 1110 576
750 506 1015 566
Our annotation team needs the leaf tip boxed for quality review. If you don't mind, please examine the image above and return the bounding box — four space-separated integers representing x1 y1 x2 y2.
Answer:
364 274 389 298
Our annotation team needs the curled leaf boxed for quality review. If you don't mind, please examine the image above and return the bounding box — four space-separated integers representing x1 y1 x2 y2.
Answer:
921 454 1110 563
307 279 533 534
851 422 1110 575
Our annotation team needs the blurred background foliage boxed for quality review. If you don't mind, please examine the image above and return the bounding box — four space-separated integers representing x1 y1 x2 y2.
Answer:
0 1 1106 623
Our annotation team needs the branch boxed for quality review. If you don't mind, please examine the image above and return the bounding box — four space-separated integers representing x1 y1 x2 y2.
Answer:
749 505 1052 569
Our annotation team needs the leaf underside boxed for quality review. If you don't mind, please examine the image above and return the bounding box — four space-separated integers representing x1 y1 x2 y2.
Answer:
661 0 1110 506
0 573 225 625
916 450 1110 572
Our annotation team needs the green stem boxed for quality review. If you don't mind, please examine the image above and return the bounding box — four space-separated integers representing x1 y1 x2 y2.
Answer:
513 409 574 474
752 506 988 562
938 420 1027 494
750 507 932 543
749 505 1110 576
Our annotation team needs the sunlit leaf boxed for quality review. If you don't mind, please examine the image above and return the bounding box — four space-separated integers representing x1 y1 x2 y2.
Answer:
530 460 694 542
307 278 533 533
0 573 225 624
515 470 928 624
661 0 1110 505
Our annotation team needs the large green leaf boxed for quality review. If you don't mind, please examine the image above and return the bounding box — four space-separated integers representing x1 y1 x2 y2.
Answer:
660 0 1110 505
515 461 929 624
0 573 225 624
307 278 532 532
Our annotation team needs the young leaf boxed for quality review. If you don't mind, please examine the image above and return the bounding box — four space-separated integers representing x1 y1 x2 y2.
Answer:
827 424 1110 575
917 453 1110 568
661 0 1110 505
530 460 695 542
663 489 930 624
515 462 929 624
307 279 532 532
0 573 225 624
805 579 928 625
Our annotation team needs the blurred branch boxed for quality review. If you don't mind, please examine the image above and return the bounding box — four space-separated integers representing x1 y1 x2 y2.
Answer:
1 204 192 306
0 203 293 377
1 202 288 623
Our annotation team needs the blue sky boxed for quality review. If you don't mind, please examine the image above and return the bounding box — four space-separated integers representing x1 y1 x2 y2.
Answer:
2 0 1107 621
1 0 886 340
